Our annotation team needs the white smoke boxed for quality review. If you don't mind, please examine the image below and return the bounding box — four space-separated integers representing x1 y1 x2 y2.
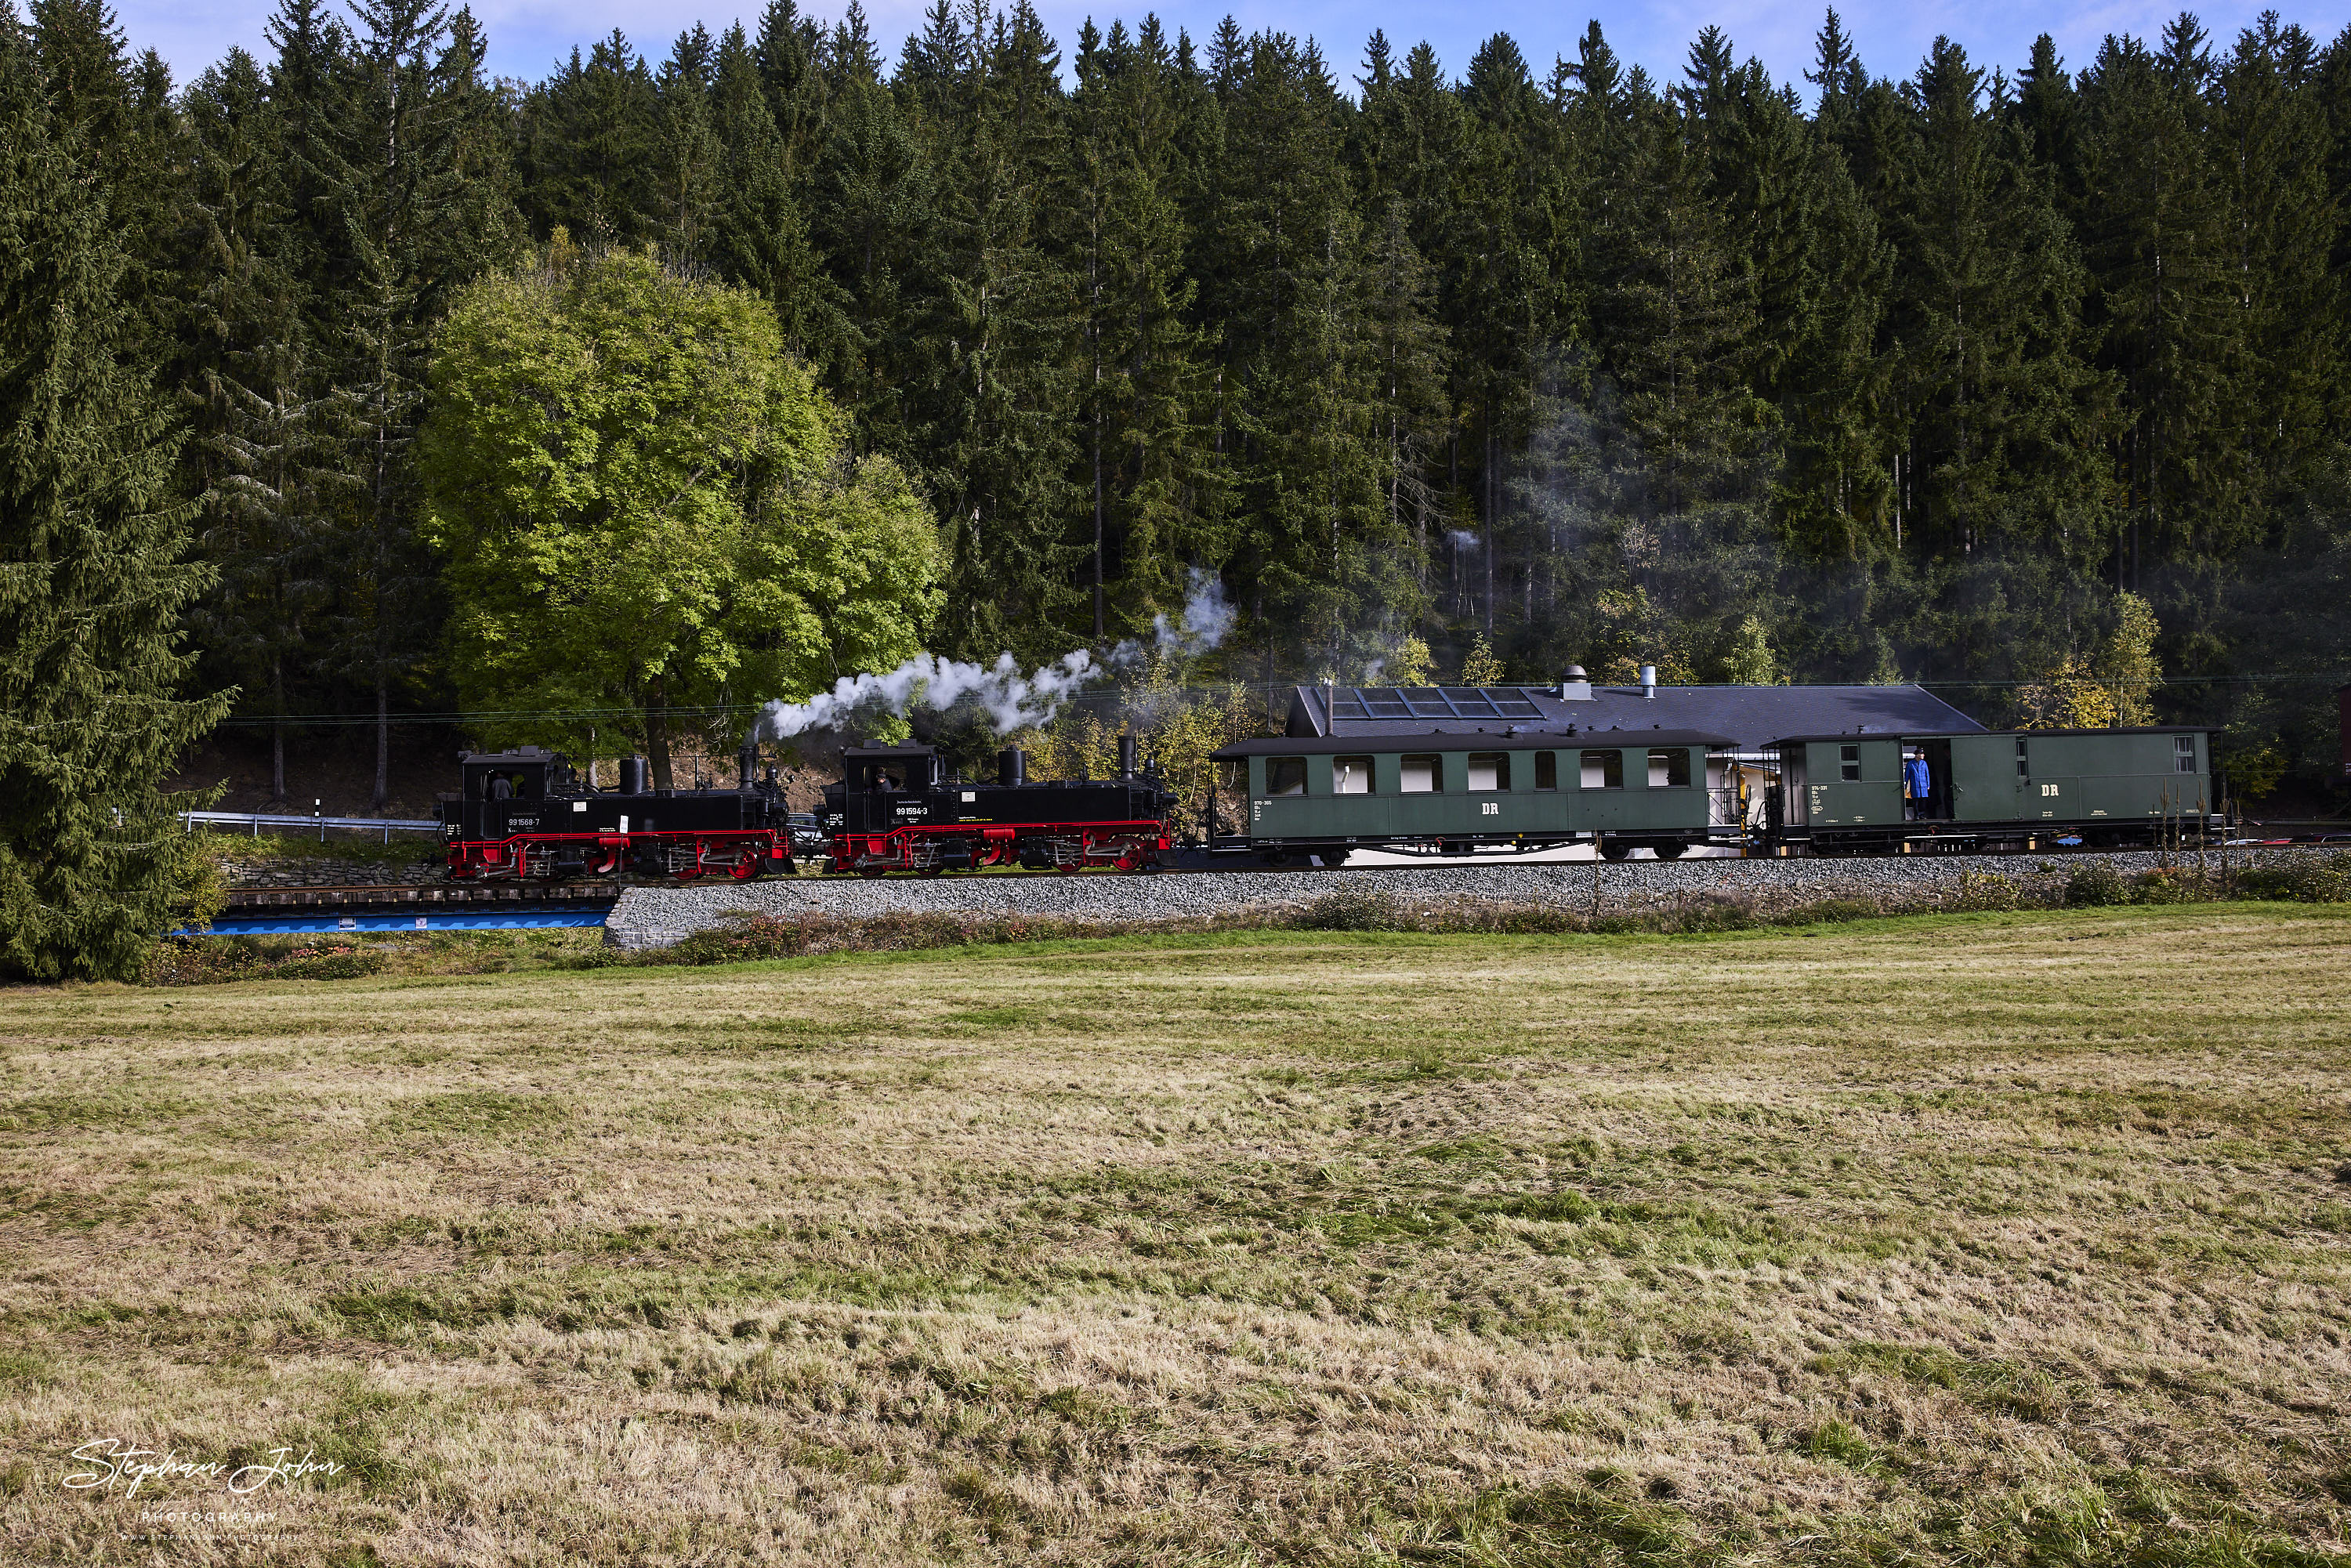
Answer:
1447 529 1481 552
757 567 1233 741
1143 567 1233 659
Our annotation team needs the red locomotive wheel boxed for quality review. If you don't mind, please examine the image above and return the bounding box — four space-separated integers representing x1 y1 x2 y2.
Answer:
730 858 759 881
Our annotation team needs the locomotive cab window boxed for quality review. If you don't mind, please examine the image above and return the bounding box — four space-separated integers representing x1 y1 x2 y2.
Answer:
1400 755 1440 793
2175 735 2197 773
1534 751 1558 791
1331 755 1373 795
1839 744 1861 782
1266 757 1308 797
1580 750 1623 790
1648 748 1691 788
1467 752 1510 791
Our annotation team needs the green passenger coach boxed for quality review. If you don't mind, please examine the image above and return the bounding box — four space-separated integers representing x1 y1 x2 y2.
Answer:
1212 730 1736 862
1766 728 2215 854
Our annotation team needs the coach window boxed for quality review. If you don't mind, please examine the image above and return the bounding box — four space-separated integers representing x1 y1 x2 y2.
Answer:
2174 735 2197 773
1534 751 1558 791
1266 757 1307 797
1647 748 1691 788
1332 755 1374 794
2016 737 2030 780
1400 754 1440 793
1467 751 1510 791
1580 749 1623 789
1839 744 1862 781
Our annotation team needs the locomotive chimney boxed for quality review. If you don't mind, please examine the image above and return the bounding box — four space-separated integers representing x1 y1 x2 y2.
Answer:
997 747 1026 787
1640 664 1657 700
737 741 757 790
619 755 649 794
1118 733 1138 778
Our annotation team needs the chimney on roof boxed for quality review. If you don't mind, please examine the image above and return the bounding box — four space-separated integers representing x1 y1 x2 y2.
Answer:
1559 664 1592 701
1640 664 1657 700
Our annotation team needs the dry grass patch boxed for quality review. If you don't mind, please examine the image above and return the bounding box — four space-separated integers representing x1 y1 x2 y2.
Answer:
1 906 2348 1564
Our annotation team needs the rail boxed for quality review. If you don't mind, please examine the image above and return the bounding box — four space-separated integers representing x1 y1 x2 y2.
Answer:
180 810 443 843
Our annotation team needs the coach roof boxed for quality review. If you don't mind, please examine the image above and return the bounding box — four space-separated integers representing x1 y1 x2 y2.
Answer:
1213 729 1731 758
1284 682 1982 751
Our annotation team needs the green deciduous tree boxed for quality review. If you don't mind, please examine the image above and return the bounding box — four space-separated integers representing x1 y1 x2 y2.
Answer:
421 246 941 786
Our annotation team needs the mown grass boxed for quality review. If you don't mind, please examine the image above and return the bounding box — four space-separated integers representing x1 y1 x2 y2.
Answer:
2 904 2347 1564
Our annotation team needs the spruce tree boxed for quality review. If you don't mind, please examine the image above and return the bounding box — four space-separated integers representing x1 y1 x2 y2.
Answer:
1890 40 2114 566
807 24 929 456
177 48 331 802
1451 34 1561 639
321 0 520 806
708 22 843 362
903 0 1084 659
29 0 177 351
2012 34 2085 201
2078 31 2244 589
752 0 829 175
654 24 722 259
0 10 228 979
1204 30 1393 672
522 31 659 244
1067 17 1226 636
2212 16 2341 509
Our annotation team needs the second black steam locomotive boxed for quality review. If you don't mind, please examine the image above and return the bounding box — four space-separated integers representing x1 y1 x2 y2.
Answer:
819 738 1175 875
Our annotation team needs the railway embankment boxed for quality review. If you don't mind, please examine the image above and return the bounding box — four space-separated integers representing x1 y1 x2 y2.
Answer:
602 846 2337 950
217 856 444 889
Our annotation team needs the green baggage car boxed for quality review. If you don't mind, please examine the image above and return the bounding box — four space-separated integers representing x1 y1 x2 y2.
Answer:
1765 728 2215 854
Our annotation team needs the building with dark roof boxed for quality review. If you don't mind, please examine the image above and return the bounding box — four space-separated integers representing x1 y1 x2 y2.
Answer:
1282 672 1983 752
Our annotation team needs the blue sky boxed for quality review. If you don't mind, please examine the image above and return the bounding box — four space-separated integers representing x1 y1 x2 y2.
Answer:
122 0 2351 99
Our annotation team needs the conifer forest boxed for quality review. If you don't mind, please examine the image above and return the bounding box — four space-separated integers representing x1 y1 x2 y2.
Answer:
9 0 2351 838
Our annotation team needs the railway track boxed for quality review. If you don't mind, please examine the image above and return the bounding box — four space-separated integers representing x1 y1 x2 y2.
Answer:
223 881 625 911
222 827 2351 907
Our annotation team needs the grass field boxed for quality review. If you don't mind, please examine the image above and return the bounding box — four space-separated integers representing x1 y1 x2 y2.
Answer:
2 907 2348 1565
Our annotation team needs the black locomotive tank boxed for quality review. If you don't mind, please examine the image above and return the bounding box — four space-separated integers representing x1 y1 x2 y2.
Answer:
820 741 1175 875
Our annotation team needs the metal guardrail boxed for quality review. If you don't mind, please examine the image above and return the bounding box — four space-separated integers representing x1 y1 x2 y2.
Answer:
180 810 442 842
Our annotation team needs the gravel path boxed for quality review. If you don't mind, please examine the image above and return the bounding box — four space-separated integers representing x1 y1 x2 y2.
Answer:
603 846 2317 949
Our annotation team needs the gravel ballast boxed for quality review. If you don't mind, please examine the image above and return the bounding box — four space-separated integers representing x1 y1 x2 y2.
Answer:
601 846 2322 949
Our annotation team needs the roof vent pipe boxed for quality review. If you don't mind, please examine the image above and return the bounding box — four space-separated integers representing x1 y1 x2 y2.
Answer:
1640 664 1657 699
1559 664 1592 701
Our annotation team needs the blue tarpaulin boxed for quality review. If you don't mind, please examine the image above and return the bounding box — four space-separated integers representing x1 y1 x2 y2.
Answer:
183 904 613 936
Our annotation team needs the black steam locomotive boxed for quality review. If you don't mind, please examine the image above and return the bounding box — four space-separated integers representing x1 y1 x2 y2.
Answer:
440 736 1176 881
820 738 1176 875
440 744 796 882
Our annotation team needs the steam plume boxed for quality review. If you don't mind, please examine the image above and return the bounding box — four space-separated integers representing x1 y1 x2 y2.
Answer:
757 569 1232 741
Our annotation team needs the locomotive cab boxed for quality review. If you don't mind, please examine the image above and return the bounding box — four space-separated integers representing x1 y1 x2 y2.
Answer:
461 747 555 803
839 744 945 835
